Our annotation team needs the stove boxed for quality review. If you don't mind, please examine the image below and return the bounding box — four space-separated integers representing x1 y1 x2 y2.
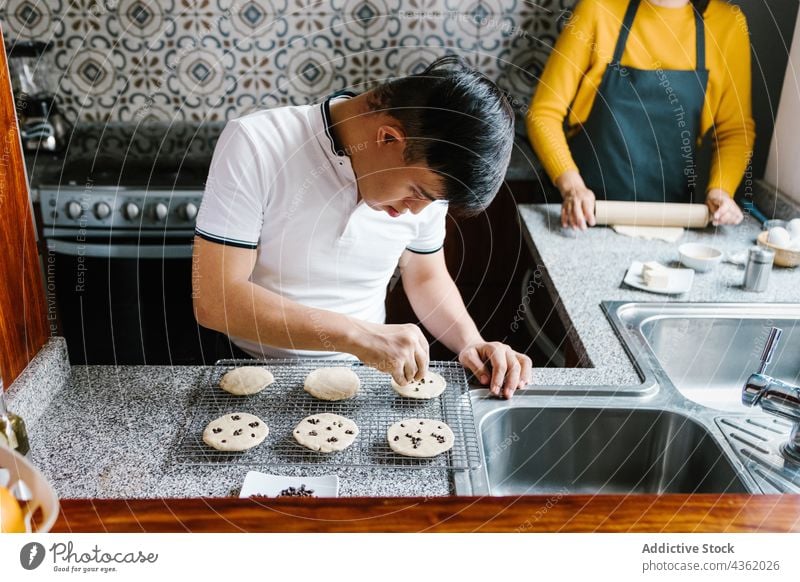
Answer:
29 122 227 365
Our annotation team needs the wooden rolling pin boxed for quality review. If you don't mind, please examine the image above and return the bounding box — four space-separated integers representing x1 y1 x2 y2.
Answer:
594 201 710 228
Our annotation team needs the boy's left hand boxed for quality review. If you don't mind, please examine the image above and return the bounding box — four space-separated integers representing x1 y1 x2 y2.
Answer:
458 341 532 399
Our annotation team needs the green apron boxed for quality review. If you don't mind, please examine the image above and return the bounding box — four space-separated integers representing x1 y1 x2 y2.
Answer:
567 0 709 202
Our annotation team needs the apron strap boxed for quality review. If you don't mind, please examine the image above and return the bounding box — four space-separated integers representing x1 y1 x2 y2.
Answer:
613 1 706 71
612 0 642 64
693 6 706 71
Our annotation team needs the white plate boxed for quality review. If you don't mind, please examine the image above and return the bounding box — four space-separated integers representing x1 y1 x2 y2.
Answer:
623 261 694 295
239 471 339 498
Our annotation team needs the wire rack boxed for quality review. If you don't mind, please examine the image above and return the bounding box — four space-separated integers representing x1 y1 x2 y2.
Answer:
173 359 481 470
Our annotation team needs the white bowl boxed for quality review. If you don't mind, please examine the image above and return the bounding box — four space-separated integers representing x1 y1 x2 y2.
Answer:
679 243 723 272
0 443 59 532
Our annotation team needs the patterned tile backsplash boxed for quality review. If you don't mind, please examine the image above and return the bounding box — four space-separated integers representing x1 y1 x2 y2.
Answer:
0 0 574 123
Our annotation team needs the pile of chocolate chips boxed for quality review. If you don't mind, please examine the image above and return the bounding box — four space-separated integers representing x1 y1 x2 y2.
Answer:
278 484 316 497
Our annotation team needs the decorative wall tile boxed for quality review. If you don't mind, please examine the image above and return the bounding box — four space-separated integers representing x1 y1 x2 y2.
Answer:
1 0 580 123
1 0 61 40
274 34 347 104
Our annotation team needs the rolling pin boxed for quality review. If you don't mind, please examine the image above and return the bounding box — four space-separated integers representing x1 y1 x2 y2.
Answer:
594 201 710 228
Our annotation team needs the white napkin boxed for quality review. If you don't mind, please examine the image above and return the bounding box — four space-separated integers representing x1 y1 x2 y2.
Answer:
612 224 685 243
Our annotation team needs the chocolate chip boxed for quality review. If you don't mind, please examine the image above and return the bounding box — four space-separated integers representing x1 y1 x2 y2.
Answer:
251 433 256 438
327 437 338 443
233 429 243 436
309 430 318 436
231 415 241 421
326 426 332 430
221 440 227 443
419 421 424 425
249 422 259 428
393 436 399 441
414 387 419 391
431 433 446 443
345 430 354 435
400 424 405 427
416 429 422 433
307 418 319 425
279 484 315 497
212 428 222 434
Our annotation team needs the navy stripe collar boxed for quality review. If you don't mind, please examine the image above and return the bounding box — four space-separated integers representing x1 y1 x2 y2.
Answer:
321 90 357 157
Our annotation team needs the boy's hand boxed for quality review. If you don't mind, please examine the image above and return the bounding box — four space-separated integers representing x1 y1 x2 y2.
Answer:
458 341 532 399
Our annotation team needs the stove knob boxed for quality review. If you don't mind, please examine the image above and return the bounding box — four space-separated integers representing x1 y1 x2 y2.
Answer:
154 202 168 221
180 202 198 221
94 201 111 220
124 202 140 220
66 201 82 219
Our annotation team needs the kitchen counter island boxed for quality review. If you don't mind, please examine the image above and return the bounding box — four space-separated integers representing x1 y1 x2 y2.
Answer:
7 202 800 532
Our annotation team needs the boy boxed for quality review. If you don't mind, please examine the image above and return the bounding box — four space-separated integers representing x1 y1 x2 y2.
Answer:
193 57 531 399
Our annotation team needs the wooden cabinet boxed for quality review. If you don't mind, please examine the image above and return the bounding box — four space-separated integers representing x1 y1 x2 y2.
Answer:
0 30 49 386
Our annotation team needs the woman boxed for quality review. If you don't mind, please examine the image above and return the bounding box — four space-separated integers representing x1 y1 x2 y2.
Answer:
528 0 754 229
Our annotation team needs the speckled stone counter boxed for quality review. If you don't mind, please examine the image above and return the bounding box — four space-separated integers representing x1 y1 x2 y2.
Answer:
11 202 799 500
518 203 800 388
22 365 452 499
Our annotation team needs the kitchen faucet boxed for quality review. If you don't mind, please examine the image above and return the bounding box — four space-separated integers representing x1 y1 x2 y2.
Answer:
742 327 800 463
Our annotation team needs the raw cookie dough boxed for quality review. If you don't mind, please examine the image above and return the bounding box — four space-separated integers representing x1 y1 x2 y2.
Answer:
387 418 454 458
391 371 447 399
303 367 360 401
293 413 359 453
203 413 268 451
219 367 274 396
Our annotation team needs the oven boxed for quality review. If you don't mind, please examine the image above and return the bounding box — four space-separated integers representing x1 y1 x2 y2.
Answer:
38 186 216 365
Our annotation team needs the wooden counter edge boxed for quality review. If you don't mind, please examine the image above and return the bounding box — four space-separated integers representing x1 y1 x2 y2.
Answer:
51 494 800 533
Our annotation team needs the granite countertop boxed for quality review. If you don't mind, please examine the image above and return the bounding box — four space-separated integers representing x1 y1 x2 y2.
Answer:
10 201 798 500
518 203 800 387
21 363 451 499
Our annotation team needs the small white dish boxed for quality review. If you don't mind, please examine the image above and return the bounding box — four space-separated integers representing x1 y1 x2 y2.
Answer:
678 243 723 272
239 471 339 498
624 261 694 295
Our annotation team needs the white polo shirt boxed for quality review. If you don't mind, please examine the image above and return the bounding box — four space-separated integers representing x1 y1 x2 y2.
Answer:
195 95 448 358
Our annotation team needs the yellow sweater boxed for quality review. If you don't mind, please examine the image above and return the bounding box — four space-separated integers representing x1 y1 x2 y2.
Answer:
527 0 755 196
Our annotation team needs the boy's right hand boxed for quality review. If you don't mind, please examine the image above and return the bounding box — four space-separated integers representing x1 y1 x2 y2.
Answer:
347 321 429 385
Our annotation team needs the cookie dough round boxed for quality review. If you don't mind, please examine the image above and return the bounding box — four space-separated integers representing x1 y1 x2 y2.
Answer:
387 418 454 458
391 371 447 399
303 367 360 401
219 367 274 396
203 413 268 452
293 413 359 453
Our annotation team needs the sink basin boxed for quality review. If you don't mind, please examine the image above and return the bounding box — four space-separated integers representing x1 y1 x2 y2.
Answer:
480 407 747 495
610 303 800 411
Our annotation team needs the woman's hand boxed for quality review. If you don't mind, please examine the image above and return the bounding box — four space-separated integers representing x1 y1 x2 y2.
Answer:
706 188 743 226
556 170 596 230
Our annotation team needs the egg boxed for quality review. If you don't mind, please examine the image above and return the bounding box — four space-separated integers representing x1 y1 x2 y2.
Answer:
767 226 791 248
787 218 800 241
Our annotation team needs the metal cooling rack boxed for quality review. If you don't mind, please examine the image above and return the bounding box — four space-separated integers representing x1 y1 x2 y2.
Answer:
173 359 481 470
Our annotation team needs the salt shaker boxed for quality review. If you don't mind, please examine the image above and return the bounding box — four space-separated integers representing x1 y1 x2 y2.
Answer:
743 246 775 292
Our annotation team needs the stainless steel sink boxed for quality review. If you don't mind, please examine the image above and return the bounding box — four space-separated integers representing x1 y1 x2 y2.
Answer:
607 303 800 411
474 405 747 495
452 303 799 496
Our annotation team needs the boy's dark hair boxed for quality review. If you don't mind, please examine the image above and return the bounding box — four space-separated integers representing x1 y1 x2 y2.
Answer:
367 56 514 215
